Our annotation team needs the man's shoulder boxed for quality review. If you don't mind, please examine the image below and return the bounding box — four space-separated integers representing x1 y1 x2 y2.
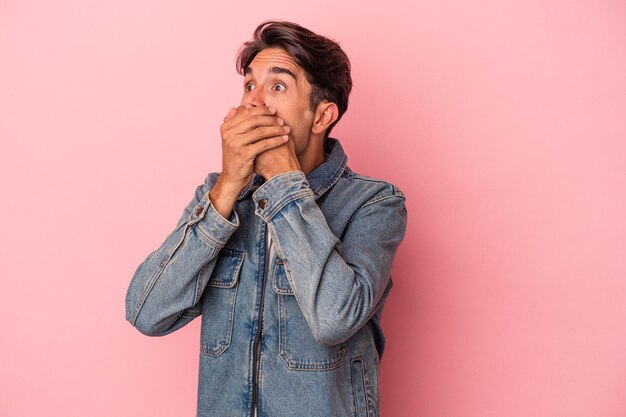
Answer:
197 172 228 194
203 172 222 187
331 166 406 207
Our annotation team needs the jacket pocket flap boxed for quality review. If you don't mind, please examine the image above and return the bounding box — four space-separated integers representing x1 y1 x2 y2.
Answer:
207 248 244 288
272 259 295 295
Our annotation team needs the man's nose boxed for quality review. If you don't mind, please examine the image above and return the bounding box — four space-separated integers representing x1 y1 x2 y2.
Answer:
242 86 266 107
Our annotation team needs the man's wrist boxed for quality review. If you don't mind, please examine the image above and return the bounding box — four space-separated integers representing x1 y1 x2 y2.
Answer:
261 162 302 181
215 175 249 194
209 176 247 219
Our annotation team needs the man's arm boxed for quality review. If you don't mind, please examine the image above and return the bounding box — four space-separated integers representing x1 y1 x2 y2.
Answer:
125 105 287 336
124 174 240 336
252 171 407 346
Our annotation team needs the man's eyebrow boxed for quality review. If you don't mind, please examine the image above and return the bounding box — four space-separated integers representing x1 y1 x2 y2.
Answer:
244 66 297 80
269 66 297 80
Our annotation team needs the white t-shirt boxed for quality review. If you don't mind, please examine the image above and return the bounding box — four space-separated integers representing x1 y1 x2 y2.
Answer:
265 226 277 267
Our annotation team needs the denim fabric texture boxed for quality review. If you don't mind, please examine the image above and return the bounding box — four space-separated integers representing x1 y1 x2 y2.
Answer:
125 138 408 417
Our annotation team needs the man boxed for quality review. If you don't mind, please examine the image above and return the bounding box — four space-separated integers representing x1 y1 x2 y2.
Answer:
125 20 407 417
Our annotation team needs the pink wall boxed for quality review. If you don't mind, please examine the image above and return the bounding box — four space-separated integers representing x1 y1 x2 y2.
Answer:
1 1 625 416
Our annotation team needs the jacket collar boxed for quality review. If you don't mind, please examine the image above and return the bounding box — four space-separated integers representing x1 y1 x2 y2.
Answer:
236 137 347 200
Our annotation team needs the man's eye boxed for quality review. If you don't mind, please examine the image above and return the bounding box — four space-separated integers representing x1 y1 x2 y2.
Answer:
245 82 254 92
273 83 286 92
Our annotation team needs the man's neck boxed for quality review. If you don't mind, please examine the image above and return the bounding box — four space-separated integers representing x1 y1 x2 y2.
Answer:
297 137 327 175
299 152 326 175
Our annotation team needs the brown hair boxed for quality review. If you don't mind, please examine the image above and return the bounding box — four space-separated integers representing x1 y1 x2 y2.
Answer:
236 20 352 139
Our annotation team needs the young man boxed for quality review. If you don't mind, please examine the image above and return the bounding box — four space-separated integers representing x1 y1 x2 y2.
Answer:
125 20 407 417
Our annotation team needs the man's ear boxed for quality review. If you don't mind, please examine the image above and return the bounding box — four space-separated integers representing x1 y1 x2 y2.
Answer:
311 101 339 135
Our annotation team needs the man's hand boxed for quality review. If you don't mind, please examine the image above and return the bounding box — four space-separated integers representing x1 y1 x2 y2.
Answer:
209 105 289 219
219 105 290 188
253 128 301 181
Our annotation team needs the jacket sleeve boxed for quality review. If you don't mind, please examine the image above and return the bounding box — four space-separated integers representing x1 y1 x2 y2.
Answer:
125 174 240 336
252 171 407 346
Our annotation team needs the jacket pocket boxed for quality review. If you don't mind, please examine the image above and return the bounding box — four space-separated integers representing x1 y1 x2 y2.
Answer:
351 357 374 417
198 247 244 357
272 259 346 371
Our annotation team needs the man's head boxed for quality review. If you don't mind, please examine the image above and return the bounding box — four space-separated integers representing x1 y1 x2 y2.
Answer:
236 21 352 148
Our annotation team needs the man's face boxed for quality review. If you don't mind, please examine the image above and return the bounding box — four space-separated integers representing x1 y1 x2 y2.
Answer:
240 47 316 156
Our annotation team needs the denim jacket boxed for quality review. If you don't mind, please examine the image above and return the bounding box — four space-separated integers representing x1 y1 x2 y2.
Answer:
125 138 407 417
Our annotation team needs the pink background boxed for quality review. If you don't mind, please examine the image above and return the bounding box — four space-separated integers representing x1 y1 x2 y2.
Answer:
1 1 625 416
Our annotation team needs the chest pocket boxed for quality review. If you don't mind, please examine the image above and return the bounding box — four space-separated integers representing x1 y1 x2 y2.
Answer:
272 259 346 371
198 247 244 357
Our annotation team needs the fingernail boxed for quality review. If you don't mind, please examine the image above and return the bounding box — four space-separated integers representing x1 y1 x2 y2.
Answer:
283 126 290 133
268 106 276 113
282 135 289 141
277 118 284 125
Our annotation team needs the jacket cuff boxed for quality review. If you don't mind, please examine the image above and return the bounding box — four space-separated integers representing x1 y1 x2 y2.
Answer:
252 171 314 222
187 190 239 247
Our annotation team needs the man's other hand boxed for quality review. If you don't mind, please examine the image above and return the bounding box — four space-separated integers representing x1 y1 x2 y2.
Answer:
253 125 301 181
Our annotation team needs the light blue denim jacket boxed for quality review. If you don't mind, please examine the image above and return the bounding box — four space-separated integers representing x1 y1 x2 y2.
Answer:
125 138 407 417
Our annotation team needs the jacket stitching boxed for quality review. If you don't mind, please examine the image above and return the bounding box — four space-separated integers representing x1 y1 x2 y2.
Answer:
262 189 315 221
130 223 191 325
194 223 224 248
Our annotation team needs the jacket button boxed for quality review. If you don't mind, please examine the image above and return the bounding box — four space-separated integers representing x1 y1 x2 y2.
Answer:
258 199 268 209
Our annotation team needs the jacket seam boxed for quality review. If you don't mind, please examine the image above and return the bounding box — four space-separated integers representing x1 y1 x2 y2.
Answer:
262 189 315 221
130 223 191 325
348 195 406 230
361 193 405 209
194 223 225 248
